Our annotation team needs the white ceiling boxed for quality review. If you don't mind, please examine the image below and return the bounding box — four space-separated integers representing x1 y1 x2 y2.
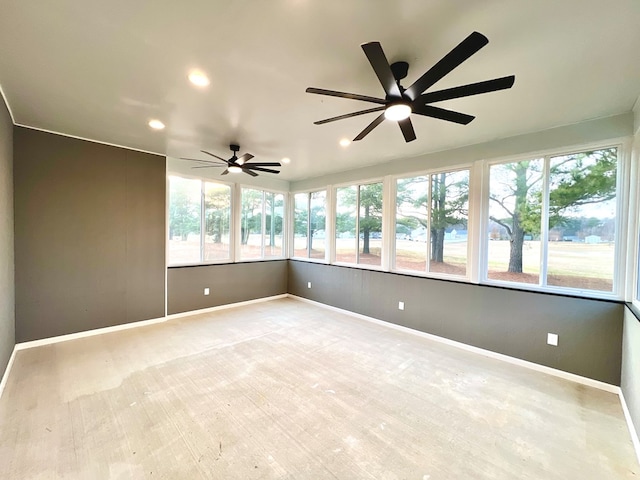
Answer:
1 0 639 182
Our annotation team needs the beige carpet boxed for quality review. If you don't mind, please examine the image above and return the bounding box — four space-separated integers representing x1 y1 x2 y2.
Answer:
0 297 637 479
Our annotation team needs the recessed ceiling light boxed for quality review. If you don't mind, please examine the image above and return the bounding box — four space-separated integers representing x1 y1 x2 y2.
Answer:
339 138 351 147
188 70 210 87
148 119 165 130
281 157 291 164
228 166 242 173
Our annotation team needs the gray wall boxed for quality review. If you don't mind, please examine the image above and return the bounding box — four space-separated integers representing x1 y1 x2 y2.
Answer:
14 127 166 342
0 93 14 378
622 306 640 439
168 261 287 315
289 261 624 385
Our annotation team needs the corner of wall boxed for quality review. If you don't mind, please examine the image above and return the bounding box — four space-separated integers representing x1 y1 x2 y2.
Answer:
0 83 15 381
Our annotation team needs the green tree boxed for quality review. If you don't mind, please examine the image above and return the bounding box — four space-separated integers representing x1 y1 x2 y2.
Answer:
490 148 617 273
241 189 263 245
358 183 383 254
430 172 468 262
396 173 468 263
169 178 200 240
205 184 230 243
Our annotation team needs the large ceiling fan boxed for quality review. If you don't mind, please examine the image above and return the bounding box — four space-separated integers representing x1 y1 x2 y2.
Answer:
306 32 515 143
181 144 281 177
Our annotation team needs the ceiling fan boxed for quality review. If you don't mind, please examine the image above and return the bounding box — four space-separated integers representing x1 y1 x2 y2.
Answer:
306 31 515 143
181 144 281 177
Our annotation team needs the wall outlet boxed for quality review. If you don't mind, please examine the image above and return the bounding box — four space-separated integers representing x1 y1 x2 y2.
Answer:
547 333 558 346
204 288 210 296
307 282 312 289
398 301 405 311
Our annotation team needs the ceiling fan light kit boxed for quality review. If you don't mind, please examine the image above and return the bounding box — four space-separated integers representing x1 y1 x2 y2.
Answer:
306 31 515 143
384 103 412 121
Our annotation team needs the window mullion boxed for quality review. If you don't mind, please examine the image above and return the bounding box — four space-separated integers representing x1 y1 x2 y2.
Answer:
426 175 432 272
200 181 206 263
540 157 551 286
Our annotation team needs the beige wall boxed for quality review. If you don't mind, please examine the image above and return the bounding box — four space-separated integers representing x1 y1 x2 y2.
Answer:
13 128 166 342
0 92 14 377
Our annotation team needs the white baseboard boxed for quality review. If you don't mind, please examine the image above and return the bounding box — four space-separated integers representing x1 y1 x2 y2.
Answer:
166 294 288 320
620 391 640 465
0 347 17 400
15 316 169 350
288 294 620 394
15 294 290 351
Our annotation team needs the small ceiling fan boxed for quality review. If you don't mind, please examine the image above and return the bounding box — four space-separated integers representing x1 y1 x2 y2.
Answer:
181 144 281 177
306 31 515 143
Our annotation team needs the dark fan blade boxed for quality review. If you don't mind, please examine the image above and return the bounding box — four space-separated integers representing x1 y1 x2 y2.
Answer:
201 150 230 163
418 75 515 104
398 117 417 142
361 42 402 98
404 32 489 100
244 166 280 174
243 169 259 177
412 104 475 124
236 153 254 165
353 112 386 141
314 106 386 125
242 162 282 167
221 169 229 175
305 87 386 105
180 157 225 165
192 165 226 169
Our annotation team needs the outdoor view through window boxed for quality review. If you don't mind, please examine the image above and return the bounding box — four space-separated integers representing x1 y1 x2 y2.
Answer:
487 147 617 291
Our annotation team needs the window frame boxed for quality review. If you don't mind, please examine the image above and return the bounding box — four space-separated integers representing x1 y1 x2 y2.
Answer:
237 184 288 262
391 164 474 281
290 189 328 262
480 139 628 300
332 178 386 270
167 174 235 267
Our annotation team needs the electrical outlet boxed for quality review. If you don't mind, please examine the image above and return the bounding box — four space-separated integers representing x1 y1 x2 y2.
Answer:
547 333 558 346
307 282 312 289
204 288 210 296
398 301 405 311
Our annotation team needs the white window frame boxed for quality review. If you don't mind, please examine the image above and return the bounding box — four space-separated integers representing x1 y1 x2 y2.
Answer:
480 139 629 300
290 189 328 262
332 178 386 270
237 185 288 262
167 174 235 267
391 164 474 282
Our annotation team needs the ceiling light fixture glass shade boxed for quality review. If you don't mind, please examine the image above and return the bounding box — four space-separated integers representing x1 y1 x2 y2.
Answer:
228 166 242 173
148 119 165 130
188 70 210 87
384 103 412 121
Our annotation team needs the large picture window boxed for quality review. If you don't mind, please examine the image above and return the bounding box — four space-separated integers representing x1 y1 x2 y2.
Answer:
395 169 469 276
240 188 285 260
487 147 618 292
168 176 232 265
335 182 383 266
293 190 326 259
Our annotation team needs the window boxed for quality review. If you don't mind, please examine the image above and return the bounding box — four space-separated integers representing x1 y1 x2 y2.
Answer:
293 190 326 259
395 169 469 276
487 147 618 292
335 182 383 266
204 182 232 261
240 188 285 260
168 176 232 265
